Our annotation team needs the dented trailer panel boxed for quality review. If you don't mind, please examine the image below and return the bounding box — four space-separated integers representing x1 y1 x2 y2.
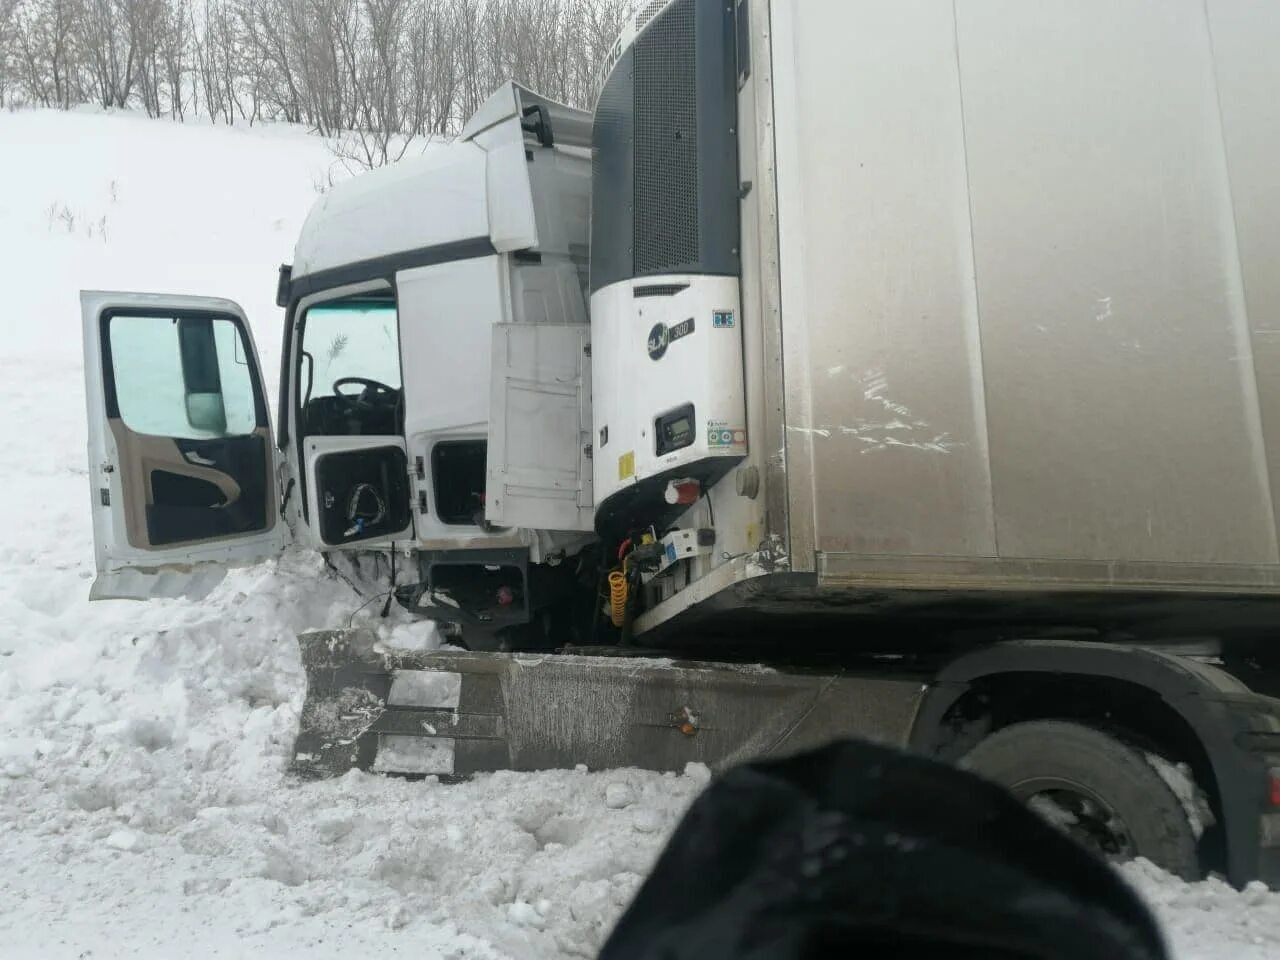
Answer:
760 0 1280 593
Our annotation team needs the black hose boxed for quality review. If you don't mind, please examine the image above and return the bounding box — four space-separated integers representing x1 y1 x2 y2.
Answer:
380 548 397 618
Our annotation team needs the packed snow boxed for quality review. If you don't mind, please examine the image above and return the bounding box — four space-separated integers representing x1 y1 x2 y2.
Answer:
1 107 1278 959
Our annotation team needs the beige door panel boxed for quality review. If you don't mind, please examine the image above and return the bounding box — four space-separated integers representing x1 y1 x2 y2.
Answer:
108 418 271 550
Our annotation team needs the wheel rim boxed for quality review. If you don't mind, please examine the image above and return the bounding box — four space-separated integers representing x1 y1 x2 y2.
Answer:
1010 776 1137 862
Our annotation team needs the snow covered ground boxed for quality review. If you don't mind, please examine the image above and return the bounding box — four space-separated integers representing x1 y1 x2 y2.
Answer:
0 107 1278 959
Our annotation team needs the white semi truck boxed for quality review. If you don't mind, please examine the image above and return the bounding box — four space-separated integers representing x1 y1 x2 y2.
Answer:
80 0 1280 887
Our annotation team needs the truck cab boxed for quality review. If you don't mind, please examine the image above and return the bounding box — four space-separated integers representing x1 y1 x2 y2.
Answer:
81 83 599 648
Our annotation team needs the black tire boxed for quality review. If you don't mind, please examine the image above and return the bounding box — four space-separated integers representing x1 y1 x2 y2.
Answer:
960 719 1201 879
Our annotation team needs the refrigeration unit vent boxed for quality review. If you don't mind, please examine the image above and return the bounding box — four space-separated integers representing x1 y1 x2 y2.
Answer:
589 0 737 295
634 0 699 275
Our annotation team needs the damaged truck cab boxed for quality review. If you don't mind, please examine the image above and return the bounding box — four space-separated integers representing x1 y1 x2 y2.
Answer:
275 83 598 645
83 83 598 647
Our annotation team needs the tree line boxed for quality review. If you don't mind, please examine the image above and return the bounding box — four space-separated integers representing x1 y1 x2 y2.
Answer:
0 0 632 162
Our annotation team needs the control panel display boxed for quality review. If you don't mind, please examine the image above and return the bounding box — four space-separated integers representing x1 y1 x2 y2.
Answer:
656 404 695 456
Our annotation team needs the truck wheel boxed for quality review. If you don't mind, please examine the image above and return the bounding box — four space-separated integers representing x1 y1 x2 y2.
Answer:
960 719 1200 879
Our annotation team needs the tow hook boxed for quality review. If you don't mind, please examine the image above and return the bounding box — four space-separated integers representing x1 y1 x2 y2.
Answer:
674 706 699 737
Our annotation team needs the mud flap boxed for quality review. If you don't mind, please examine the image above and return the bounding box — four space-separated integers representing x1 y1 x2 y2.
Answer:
290 629 924 779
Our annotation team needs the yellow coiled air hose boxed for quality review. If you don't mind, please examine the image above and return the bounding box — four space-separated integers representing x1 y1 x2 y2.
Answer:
608 568 628 628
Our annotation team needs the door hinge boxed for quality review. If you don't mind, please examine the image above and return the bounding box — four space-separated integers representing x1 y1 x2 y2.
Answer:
415 456 425 480
100 462 114 474
417 491 429 514
583 443 593 460
99 488 111 506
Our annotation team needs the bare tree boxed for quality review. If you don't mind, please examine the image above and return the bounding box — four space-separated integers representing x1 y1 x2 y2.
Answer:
9 0 633 150
285 0 352 135
0 0 21 104
573 0 631 106
423 0 459 133
451 0 481 121
238 0 298 122
15 0 82 107
191 0 243 122
122 0 172 116
78 0 138 107
157 0 188 117
330 2 406 165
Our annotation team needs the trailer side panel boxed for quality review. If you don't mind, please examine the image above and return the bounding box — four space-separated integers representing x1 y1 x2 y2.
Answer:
766 0 1280 592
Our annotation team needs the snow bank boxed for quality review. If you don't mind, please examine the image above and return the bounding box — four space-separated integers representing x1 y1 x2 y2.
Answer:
1123 859 1280 960
0 106 1276 959
0 108 704 959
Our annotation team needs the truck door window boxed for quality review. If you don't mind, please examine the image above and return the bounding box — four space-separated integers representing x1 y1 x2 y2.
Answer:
109 315 258 439
299 299 402 437
103 312 269 546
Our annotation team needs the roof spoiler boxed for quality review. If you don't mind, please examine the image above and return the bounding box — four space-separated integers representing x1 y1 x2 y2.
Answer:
459 82 592 151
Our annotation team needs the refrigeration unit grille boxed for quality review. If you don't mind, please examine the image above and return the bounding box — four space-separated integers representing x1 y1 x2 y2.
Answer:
633 0 699 275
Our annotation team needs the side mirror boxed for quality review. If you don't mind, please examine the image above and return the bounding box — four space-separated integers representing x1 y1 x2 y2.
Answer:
177 317 228 435
185 392 227 434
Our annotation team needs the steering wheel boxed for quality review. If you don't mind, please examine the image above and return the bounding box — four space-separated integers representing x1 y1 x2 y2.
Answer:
332 377 397 412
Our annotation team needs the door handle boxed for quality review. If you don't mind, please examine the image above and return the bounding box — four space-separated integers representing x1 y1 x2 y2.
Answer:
184 451 217 467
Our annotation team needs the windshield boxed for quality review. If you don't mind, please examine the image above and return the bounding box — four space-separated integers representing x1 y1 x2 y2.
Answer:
300 300 401 402
296 298 403 439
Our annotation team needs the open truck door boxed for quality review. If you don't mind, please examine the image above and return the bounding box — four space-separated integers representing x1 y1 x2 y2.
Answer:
82 291 286 601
